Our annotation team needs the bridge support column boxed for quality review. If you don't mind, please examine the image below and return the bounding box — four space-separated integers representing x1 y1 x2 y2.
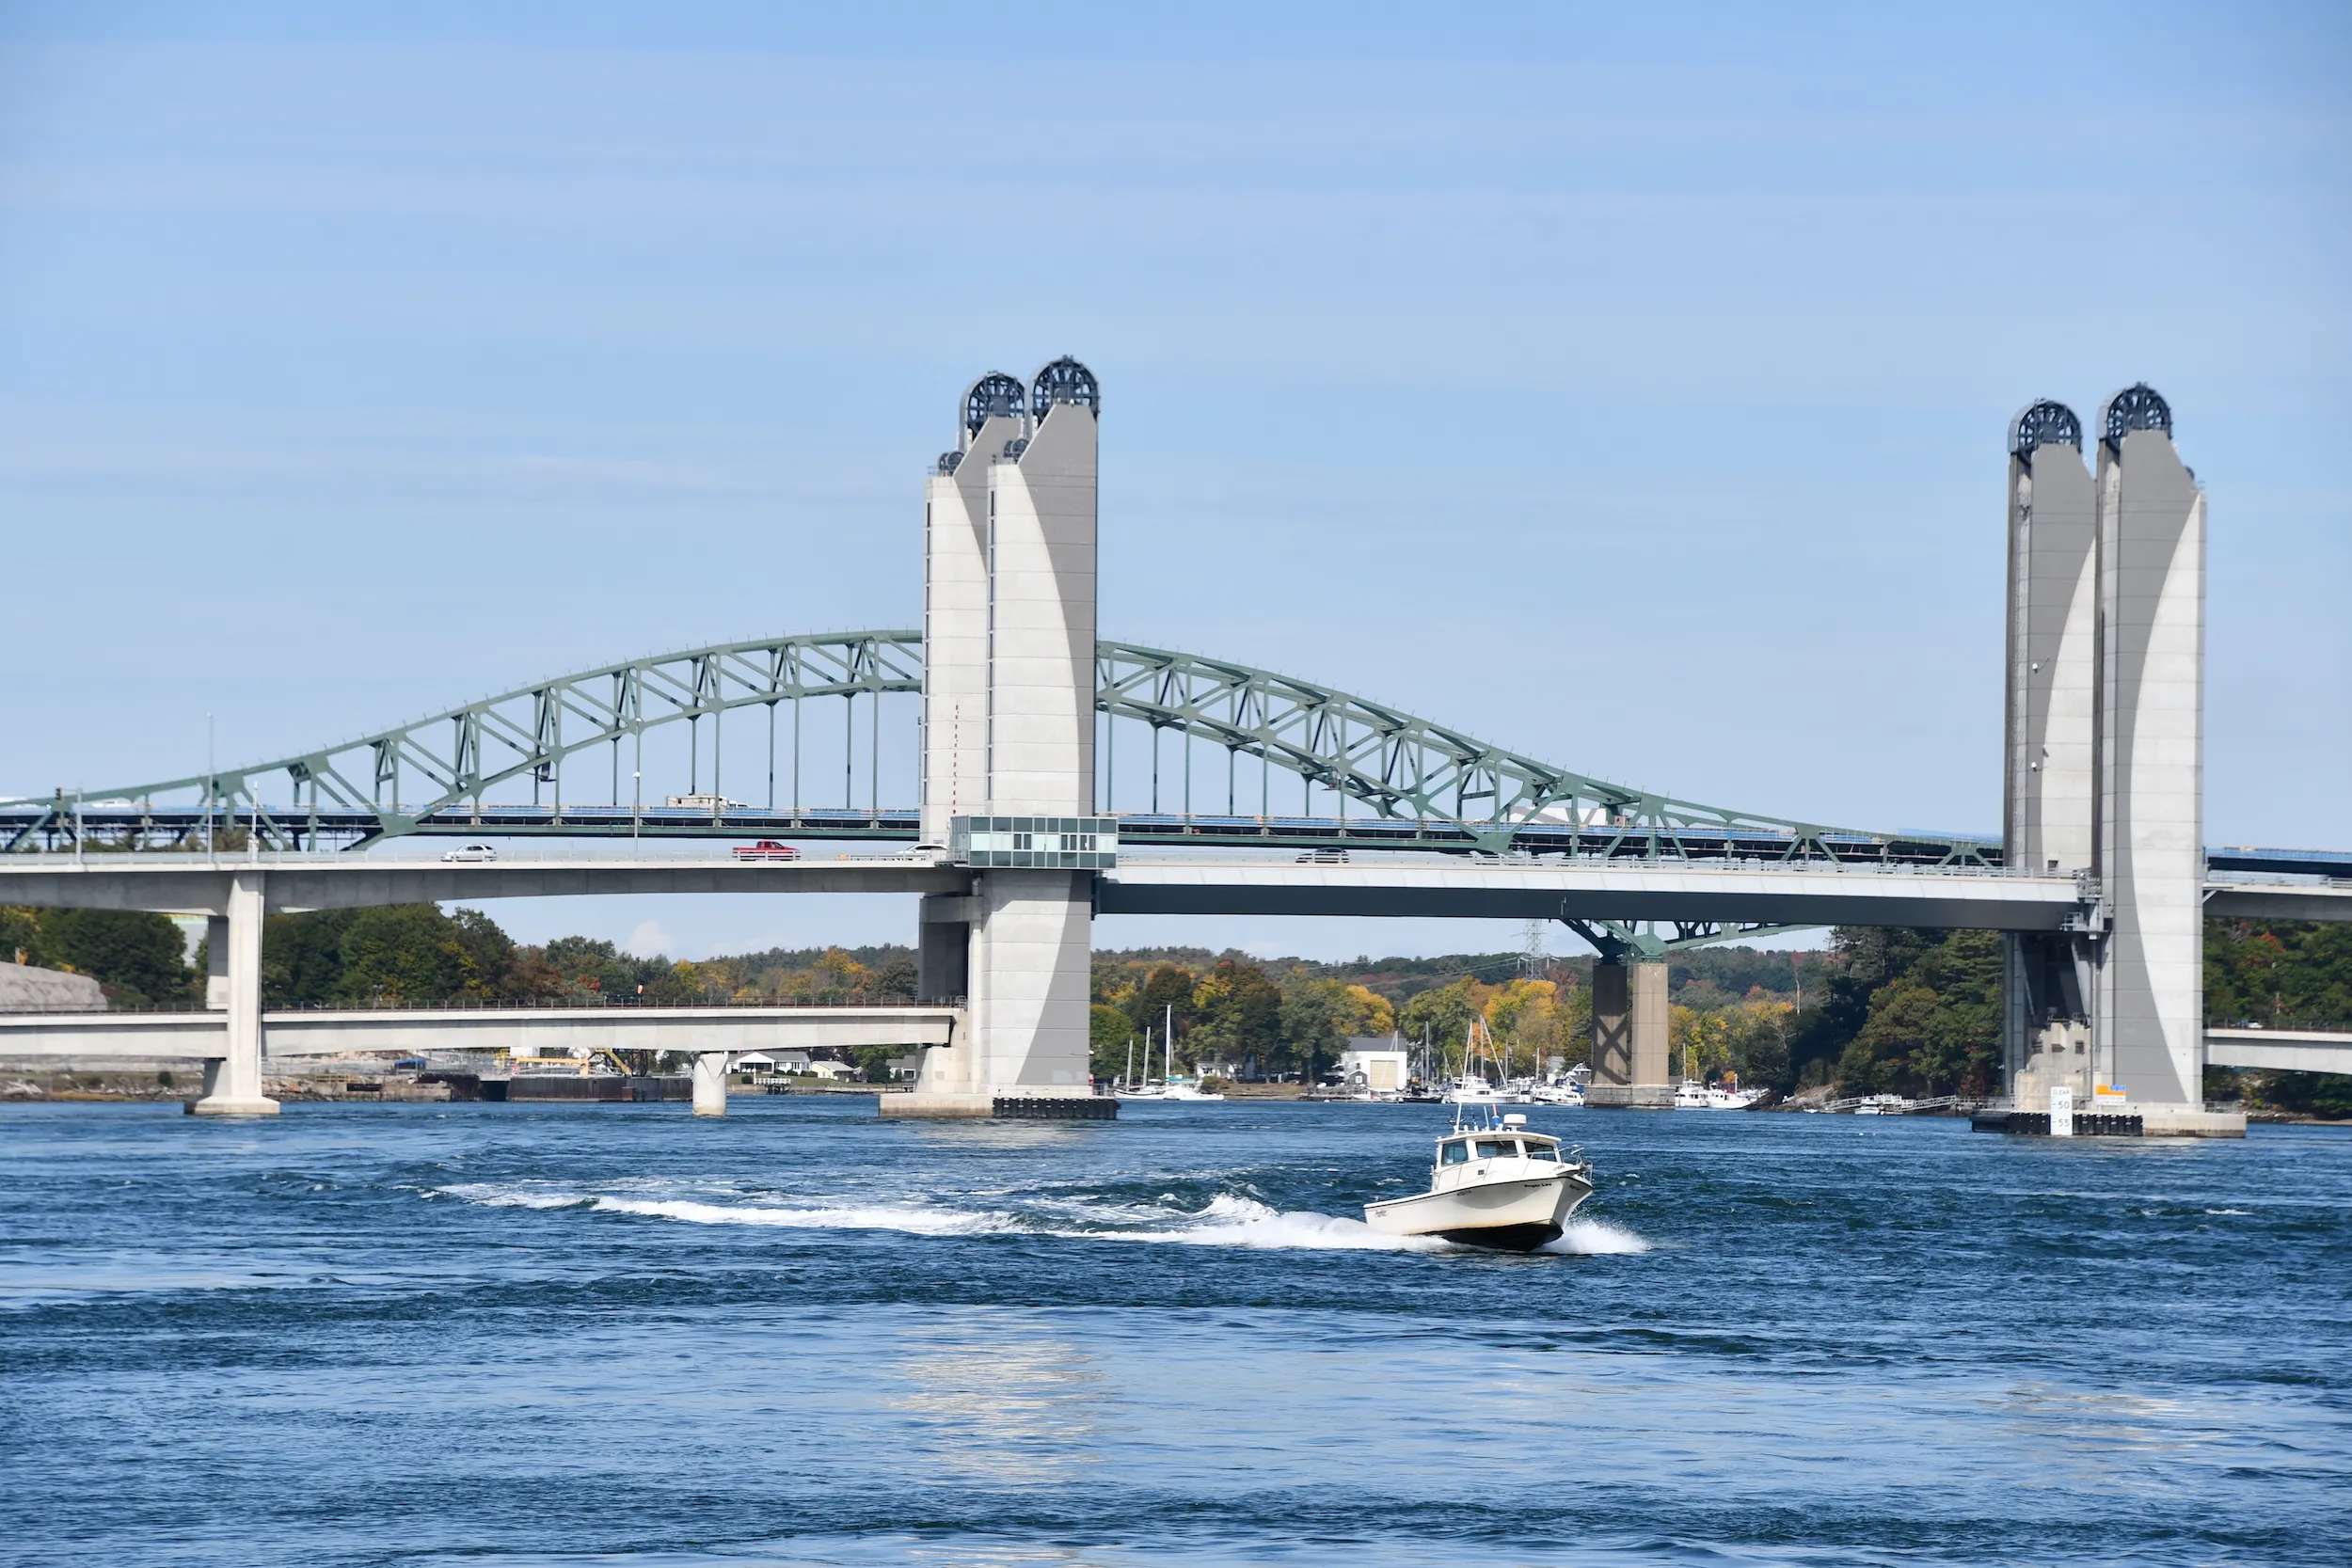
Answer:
917 895 971 1003
898 360 1106 1120
204 914 230 1008
2090 395 2207 1117
971 871 1093 1099
1585 958 1671 1109
190 873 277 1116
691 1051 729 1117
1992 388 2238 1135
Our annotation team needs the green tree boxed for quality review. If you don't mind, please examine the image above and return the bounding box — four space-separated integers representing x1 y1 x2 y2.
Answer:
1827 927 2001 1096
867 955 918 1000
1090 1003 1135 1082
2 905 47 967
261 909 358 1004
41 910 194 1004
448 908 516 997
1727 998 1792 1086
334 905 476 1003
2207 920 2352 1025
1554 980 1594 1069
543 935 660 998
1398 978 1482 1074
1130 963 1198 1034
1186 960 1282 1071
847 1044 903 1084
1839 976 1939 1095
2250 1069 2352 1119
1788 927 1944 1089
1279 977 1390 1080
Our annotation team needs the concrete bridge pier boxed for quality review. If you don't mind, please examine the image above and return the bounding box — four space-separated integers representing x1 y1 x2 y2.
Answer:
895 360 1106 1119
1998 389 2240 1135
1585 957 1672 1109
691 1051 729 1117
189 873 277 1116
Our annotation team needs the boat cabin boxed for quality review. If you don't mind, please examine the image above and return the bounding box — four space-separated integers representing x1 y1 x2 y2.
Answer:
1437 1131 1565 1166
1429 1113 1572 1189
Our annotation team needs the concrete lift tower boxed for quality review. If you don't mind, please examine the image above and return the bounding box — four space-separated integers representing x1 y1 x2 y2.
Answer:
901 359 1114 1117
2004 385 2225 1132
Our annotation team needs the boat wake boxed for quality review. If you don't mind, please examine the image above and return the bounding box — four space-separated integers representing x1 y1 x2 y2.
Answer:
433 1182 1650 1256
1089 1192 1448 1251
1543 1219 1652 1256
437 1182 1016 1237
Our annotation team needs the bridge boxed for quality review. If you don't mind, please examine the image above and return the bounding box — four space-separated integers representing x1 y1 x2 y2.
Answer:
3 364 2344 1126
0 999 962 1116
2204 1026 2352 1078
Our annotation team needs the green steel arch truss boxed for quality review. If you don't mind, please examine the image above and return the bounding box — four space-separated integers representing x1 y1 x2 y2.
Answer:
7 632 1991 889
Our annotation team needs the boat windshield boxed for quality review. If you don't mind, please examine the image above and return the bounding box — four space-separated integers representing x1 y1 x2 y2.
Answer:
1524 1142 1560 1162
1438 1139 1470 1165
1474 1139 1516 1159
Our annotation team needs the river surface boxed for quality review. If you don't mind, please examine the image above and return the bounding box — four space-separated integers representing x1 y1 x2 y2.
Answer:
2 1098 2347 1566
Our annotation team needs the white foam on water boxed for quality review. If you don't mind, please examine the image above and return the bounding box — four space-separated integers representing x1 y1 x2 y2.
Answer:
1091 1192 1453 1253
436 1182 1651 1257
586 1196 1015 1237
434 1182 591 1211
1542 1218 1654 1256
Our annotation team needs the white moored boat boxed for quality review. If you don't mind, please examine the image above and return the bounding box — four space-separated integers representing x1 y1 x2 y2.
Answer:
1439 1075 1510 1106
1114 1010 1225 1102
1363 1111 1594 1252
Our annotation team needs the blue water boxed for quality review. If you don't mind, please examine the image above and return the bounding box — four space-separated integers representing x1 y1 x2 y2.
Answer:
2 1100 2347 1567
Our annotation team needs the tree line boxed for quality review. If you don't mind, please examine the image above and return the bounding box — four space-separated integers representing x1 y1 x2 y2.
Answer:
0 904 917 1009
5 901 2345 1111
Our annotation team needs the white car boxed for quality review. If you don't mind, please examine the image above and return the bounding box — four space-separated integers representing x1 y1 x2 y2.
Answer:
440 843 498 863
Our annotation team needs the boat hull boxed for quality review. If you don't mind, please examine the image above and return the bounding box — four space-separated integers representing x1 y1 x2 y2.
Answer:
1363 1171 1592 1252
1432 1220 1565 1251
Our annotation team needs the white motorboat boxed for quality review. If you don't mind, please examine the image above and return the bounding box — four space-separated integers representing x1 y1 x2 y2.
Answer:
1440 1075 1508 1106
1438 1017 1533 1104
1363 1110 1594 1252
1669 1037 1767 1110
1670 1078 1765 1110
1530 1079 1585 1107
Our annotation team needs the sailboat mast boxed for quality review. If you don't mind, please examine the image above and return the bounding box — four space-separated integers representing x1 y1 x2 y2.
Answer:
1165 1003 1174 1084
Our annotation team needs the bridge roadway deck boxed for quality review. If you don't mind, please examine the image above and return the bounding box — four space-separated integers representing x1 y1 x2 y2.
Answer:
0 1004 961 1061
0 849 2338 927
1100 855 2087 928
12 801 2345 882
2203 1027 2352 1076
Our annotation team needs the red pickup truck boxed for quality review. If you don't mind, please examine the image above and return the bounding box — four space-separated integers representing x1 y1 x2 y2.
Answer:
731 840 803 862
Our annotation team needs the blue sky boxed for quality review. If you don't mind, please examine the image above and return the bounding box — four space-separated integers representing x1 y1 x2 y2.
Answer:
3 3 2344 960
